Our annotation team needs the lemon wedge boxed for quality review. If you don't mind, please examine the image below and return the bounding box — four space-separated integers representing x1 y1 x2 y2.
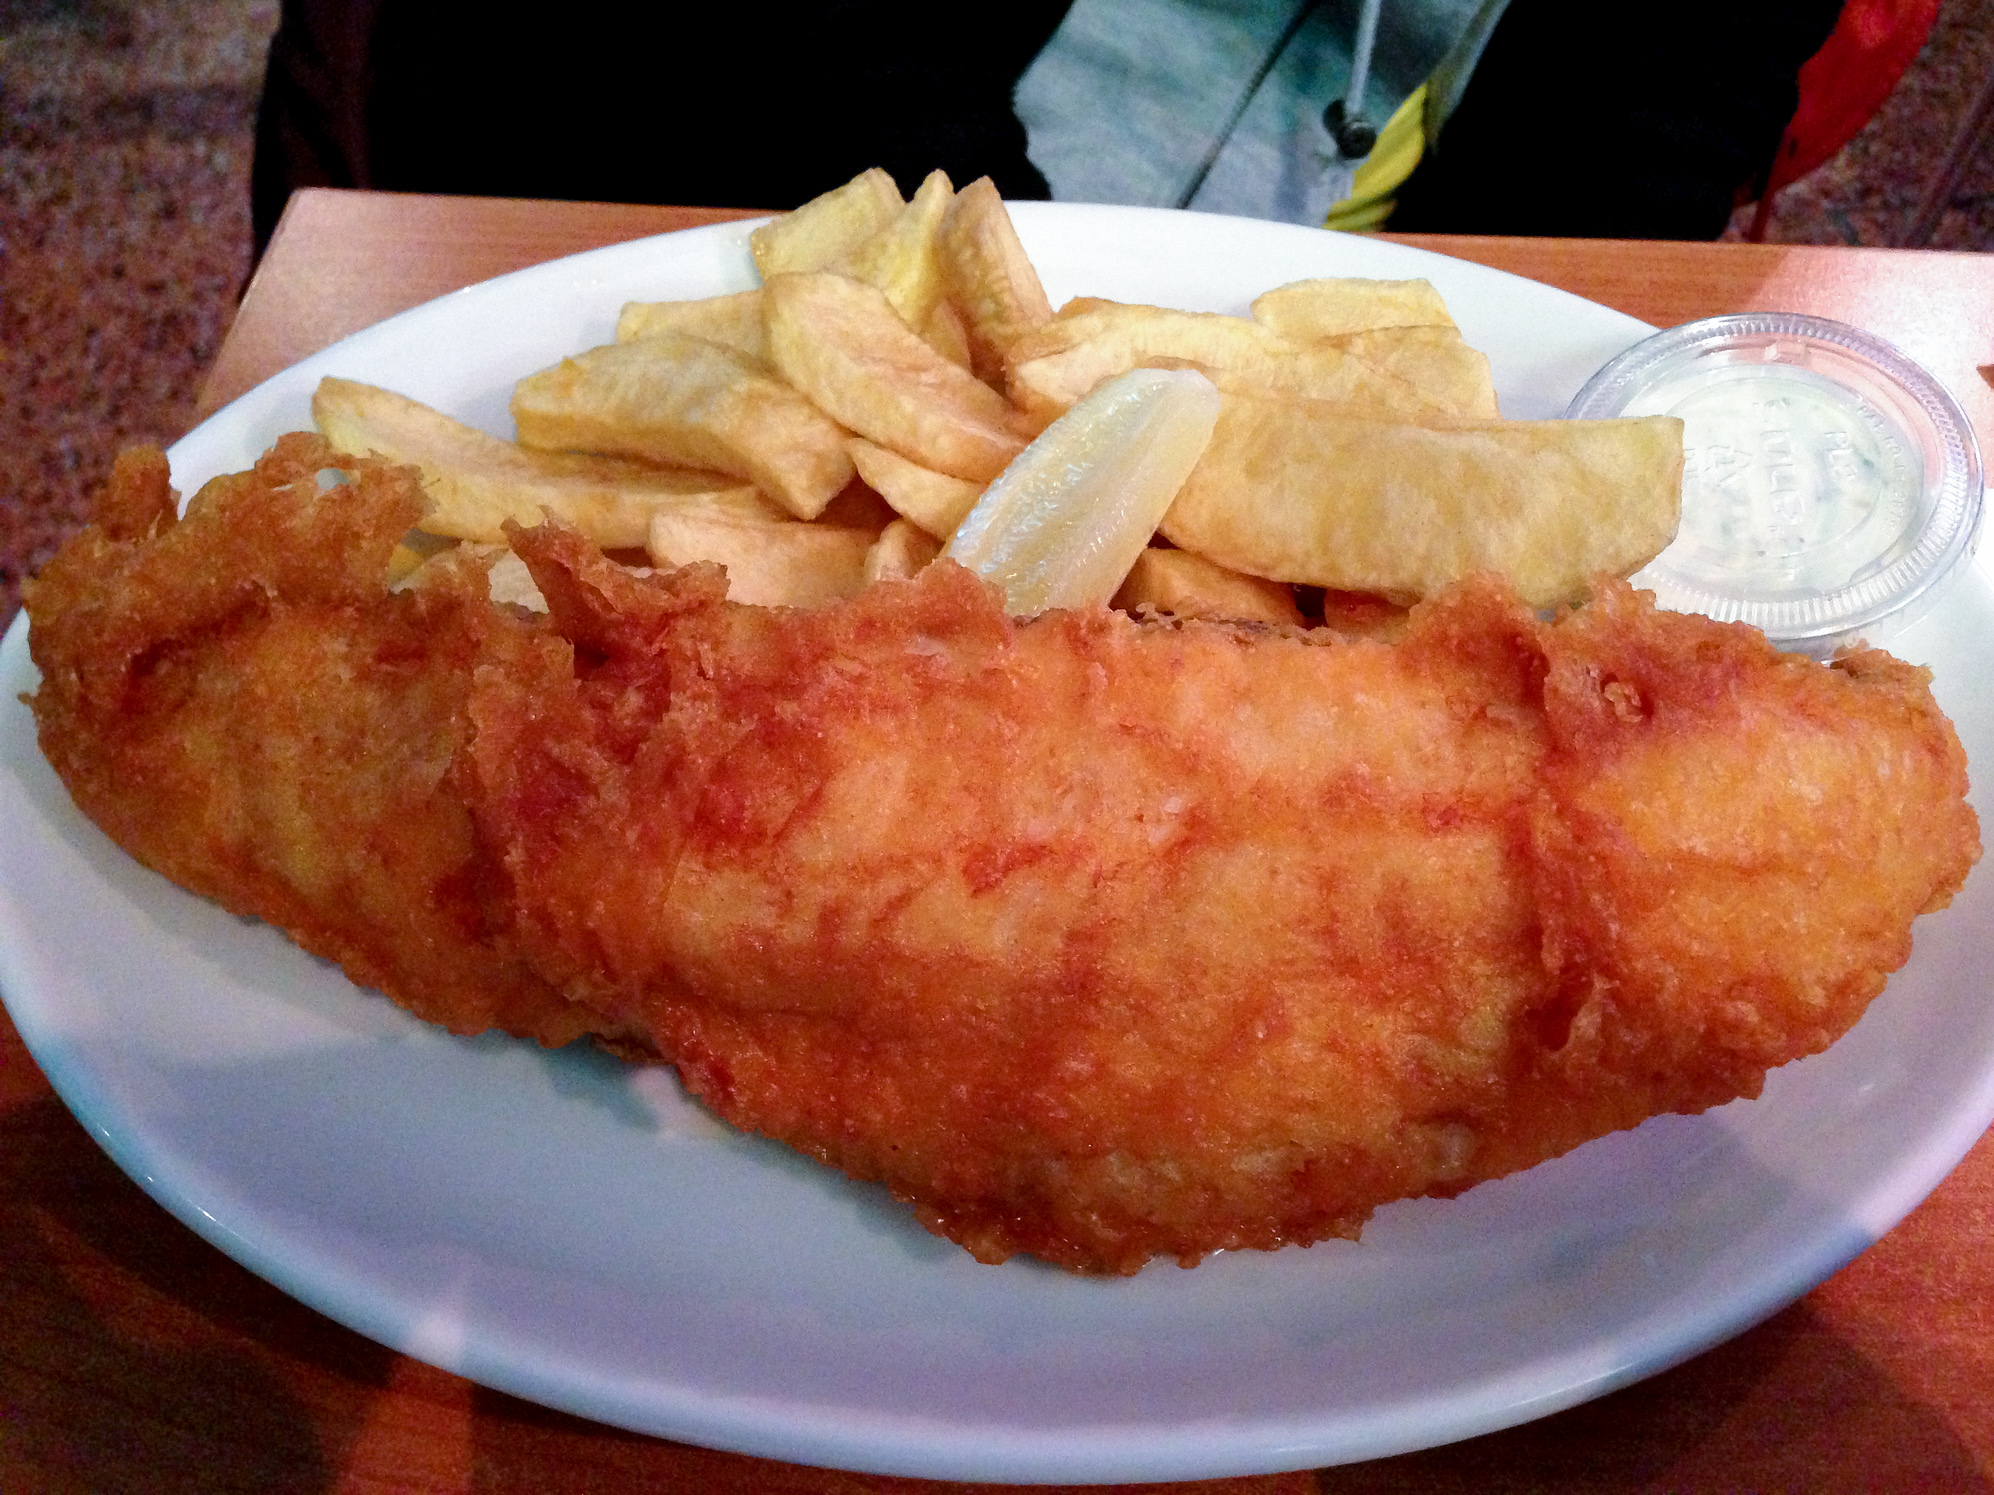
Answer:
943 367 1221 615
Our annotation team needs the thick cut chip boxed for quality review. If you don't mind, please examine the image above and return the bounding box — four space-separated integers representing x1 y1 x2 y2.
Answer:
749 167 904 278
921 299 974 369
647 508 873 608
1250 277 1455 339
483 548 551 612
936 176 1054 385
1159 389 1683 607
1004 302 1451 431
314 376 773 547
384 528 453 586
946 367 1221 614
1054 297 1488 417
390 541 557 613
765 271 1027 483
385 541 427 585
510 333 854 520
863 517 942 584
1112 546 1304 626
616 290 767 361
836 168 954 335
845 437 984 538
1329 325 1499 420
1051 295 1117 320
402 543 559 613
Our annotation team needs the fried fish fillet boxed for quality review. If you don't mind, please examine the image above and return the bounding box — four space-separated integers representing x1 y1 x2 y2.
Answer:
26 439 1980 1273
474 524 1978 1272
25 435 620 1047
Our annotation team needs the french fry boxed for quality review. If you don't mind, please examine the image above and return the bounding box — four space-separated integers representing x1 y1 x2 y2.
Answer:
390 538 470 594
936 176 1054 385
1005 302 1452 431
1052 295 1118 320
921 299 974 369
1111 546 1304 627
1327 326 1499 420
836 168 954 335
616 290 768 362
764 271 1027 483
558 173 1682 625
647 507 874 608
845 437 984 538
389 538 551 612
864 518 942 584
484 548 551 612
314 376 774 547
1159 388 1683 607
1249 277 1455 339
384 529 452 587
510 333 854 521
749 167 904 278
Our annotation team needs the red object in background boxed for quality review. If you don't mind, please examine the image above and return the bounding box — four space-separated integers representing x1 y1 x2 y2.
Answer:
1747 0 1940 239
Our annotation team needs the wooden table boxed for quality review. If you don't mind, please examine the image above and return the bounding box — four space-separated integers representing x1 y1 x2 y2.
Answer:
8 189 1994 1493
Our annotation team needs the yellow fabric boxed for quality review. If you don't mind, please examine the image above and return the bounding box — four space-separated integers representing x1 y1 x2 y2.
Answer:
1322 83 1428 233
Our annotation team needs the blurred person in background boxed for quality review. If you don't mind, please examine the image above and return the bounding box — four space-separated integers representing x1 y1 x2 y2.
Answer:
252 0 1859 249
251 0 1075 256
1384 0 1848 237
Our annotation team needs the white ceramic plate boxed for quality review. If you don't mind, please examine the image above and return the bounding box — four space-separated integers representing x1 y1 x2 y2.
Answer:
3 205 1990 1484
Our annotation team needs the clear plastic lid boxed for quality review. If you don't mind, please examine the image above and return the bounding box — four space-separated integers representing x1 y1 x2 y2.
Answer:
1565 313 1983 656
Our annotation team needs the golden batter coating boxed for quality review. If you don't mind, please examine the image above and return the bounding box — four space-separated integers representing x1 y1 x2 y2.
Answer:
27 439 1979 1273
